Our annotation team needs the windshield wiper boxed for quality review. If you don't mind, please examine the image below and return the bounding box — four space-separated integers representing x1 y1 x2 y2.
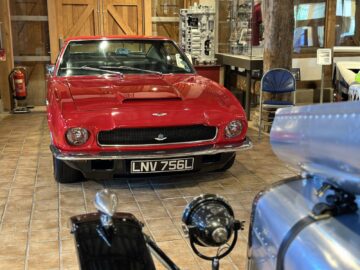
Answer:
60 66 124 77
99 66 163 75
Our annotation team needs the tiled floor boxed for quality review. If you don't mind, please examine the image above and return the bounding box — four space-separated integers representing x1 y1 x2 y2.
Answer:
0 112 297 270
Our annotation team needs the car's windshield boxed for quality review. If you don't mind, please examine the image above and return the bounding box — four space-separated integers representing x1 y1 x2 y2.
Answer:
57 39 194 76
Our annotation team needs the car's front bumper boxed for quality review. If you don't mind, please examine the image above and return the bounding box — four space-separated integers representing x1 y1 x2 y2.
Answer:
50 137 252 161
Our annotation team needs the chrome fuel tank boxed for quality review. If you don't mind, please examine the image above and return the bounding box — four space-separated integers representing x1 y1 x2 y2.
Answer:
248 102 360 270
248 176 360 270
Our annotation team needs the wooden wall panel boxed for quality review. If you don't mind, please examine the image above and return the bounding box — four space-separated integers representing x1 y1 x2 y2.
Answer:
0 0 14 111
10 0 47 16
56 0 98 40
48 0 151 60
104 0 144 35
152 22 179 40
12 22 49 57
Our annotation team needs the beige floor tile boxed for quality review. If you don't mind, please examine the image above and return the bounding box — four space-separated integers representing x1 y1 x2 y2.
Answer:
27 254 59 270
31 219 58 231
0 257 25 270
31 228 59 242
0 243 27 258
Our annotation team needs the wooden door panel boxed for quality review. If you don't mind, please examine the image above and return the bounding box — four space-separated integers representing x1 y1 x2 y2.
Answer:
56 0 99 39
48 0 152 65
103 0 144 35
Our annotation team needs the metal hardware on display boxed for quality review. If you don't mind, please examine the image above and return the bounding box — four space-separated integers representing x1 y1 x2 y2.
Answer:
312 184 358 217
179 4 216 65
182 194 244 270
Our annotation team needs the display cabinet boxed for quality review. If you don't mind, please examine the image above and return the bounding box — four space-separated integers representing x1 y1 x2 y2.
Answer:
218 0 264 58
179 4 216 64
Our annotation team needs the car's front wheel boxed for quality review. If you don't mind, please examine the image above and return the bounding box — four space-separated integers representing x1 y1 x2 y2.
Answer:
216 154 236 172
53 157 85 183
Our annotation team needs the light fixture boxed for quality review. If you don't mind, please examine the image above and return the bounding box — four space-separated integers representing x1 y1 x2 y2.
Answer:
225 120 243 138
182 194 244 270
66 127 89 146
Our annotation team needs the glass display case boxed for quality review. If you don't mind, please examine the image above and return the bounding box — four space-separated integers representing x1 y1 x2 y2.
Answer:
218 0 264 58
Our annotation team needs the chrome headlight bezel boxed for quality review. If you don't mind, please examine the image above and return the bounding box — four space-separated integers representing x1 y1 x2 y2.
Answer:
66 128 89 146
224 120 243 138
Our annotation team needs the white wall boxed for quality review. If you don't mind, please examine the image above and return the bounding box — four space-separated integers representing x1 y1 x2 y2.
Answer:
292 58 322 81
293 56 360 81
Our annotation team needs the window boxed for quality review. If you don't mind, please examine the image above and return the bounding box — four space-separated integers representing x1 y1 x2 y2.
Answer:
336 0 359 46
293 1 326 52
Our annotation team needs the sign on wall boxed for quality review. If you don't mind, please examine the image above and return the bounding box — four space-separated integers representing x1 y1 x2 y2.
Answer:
317 48 332 65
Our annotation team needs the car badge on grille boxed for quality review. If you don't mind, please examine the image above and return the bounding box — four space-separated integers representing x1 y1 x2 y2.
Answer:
154 134 167 141
152 112 167 117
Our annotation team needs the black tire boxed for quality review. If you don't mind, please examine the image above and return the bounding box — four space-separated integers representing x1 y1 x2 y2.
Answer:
53 157 85 183
216 155 236 172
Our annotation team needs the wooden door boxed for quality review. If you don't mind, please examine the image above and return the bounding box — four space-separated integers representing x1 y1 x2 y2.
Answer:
48 0 151 63
56 0 100 40
102 0 145 36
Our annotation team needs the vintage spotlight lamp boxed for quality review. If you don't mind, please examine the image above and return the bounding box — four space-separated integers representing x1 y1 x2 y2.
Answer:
182 194 244 270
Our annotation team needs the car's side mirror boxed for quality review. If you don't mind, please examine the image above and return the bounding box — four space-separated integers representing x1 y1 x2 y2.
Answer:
46 64 55 76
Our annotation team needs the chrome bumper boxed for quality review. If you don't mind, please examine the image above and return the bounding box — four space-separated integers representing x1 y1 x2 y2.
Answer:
50 137 252 161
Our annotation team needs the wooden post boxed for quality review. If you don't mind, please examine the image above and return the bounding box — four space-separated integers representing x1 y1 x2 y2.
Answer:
355 0 360 45
262 0 294 72
47 0 58 64
144 0 152 36
323 0 337 88
0 0 14 111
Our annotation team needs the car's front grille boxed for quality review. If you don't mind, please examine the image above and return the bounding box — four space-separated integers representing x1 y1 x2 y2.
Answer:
97 125 217 146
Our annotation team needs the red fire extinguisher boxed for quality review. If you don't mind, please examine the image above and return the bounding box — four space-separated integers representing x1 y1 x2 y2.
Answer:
9 67 27 100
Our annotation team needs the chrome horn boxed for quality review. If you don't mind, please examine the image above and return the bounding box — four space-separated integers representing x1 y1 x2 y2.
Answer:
94 189 118 229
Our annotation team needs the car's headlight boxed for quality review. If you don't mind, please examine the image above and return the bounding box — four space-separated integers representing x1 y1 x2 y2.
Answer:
225 120 243 138
66 128 89 146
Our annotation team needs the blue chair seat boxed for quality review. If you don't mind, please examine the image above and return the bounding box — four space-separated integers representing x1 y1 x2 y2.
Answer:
263 100 294 106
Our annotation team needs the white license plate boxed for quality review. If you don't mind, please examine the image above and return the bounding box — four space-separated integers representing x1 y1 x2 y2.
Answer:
130 158 194 174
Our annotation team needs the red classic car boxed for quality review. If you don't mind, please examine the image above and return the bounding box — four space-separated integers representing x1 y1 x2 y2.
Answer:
46 36 252 183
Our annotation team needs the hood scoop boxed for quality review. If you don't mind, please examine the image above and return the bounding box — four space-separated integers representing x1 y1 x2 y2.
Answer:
123 97 182 103
121 87 182 103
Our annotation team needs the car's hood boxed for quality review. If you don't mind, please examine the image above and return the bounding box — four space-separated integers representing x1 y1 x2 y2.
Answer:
51 75 245 128
57 75 235 111
66 76 184 110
